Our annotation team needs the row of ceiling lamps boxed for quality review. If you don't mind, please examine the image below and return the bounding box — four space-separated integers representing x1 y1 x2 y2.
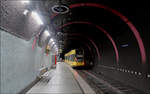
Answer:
22 0 43 25
21 0 58 53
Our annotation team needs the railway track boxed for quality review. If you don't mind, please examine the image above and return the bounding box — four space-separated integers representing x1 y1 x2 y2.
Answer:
77 70 146 94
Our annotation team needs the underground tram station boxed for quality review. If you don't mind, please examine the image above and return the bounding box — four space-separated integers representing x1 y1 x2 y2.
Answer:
0 0 150 94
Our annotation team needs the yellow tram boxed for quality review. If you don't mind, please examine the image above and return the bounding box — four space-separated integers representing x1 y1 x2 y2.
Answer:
64 49 85 67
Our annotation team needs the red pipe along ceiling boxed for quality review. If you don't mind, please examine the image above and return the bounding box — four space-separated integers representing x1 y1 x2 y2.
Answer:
51 3 146 64
57 21 119 64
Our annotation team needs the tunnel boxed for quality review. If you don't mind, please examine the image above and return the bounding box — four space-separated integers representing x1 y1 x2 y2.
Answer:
0 0 150 94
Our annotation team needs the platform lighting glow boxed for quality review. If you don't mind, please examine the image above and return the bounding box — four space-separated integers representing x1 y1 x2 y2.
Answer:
52 42 55 45
55 48 58 51
31 11 43 25
21 0 30 4
50 38 54 42
55 47 58 50
23 9 29 15
45 30 50 36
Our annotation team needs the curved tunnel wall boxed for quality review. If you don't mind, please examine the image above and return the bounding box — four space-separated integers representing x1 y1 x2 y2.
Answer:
61 24 150 93
0 0 150 93
51 3 150 93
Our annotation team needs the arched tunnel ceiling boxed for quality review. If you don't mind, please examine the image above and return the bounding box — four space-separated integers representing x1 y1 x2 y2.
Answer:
42 0 150 64
1 0 149 64
0 1 150 92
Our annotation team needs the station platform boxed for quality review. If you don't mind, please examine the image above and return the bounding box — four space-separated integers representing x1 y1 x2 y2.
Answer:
27 62 95 94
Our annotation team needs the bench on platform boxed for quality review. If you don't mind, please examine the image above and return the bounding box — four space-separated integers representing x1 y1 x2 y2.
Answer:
37 67 50 82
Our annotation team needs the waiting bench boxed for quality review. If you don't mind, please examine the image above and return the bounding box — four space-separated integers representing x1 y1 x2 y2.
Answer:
38 67 55 82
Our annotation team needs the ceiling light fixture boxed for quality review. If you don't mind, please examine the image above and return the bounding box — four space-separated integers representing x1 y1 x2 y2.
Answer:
23 9 29 15
31 11 44 25
21 0 30 4
52 42 55 45
45 30 50 36
50 38 54 42
51 5 69 14
54 45 57 48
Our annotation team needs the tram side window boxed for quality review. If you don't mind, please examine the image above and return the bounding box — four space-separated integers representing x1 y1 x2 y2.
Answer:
71 55 73 61
70 54 75 61
69 56 71 61
70 55 72 61
67 56 69 61
71 55 72 61
72 54 75 61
